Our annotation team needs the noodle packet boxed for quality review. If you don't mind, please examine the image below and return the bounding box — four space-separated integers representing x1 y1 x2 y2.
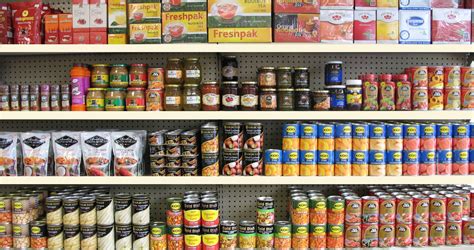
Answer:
21 132 51 176
52 131 82 176
0 133 18 176
81 131 112 176
112 131 145 176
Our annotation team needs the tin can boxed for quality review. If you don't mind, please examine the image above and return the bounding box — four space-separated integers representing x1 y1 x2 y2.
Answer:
97 224 114 250
64 225 80 249
274 221 291 249
184 227 202 250
30 220 47 249
462 217 474 244
461 66 474 88
461 87 474 110
244 122 263 151
282 123 300 151
429 194 447 223
446 221 462 245
326 224 343 248
48 224 64 249
396 195 413 224
309 195 326 225
361 223 378 248
0 222 12 248
132 225 149 249
444 87 461 110
239 220 256 249
378 224 395 247
131 194 150 226
412 195 429 224
0 196 12 223
167 226 183 250
428 66 444 89
201 153 219 177
220 220 237 249
446 194 463 222
429 88 444 110
362 196 378 224
444 66 461 88
386 123 403 151
412 87 428 110
344 223 361 248
116 224 133 249
379 195 396 224
291 196 309 225
300 123 317 150
292 224 309 249
412 223 429 247
201 123 219 154
202 226 218 250
45 196 63 225
344 196 361 224
223 122 243 150
243 150 263 176
408 66 428 87
95 194 113 226
453 189 470 218
452 123 470 150
309 224 326 249
429 222 446 246
183 198 201 227
395 223 412 247
150 221 167 250
327 196 344 225
256 224 274 249
167 197 183 213
114 193 131 225
257 197 274 225
264 149 282 176
12 223 29 249
12 196 30 224
201 198 219 228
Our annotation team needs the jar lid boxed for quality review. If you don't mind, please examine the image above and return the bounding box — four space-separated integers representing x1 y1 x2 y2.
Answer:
92 64 109 67
222 81 238 85
127 87 146 91
184 84 199 87
131 63 147 67
259 67 275 70
108 88 126 91
346 80 362 86
111 64 128 67
325 85 345 89
202 81 218 85
277 66 292 70
295 88 310 91
88 88 106 91
278 88 294 91
294 67 308 70
313 90 329 94
185 58 199 61
166 85 181 88
168 58 182 61
241 81 257 85
326 61 343 64
261 88 276 91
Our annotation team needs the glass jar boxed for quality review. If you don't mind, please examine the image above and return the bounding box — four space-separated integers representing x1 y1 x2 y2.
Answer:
164 85 183 111
183 84 201 111
20 85 29 111
0 85 9 111
346 79 363 111
258 67 276 88
259 88 277 111
295 88 311 111
9 84 20 111
221 81 239 111
184 58 202 85
91 64 110 88
201 81 220 111
50 85 61 111
146 88 164 111
29 85 40 111
110 64 129 88
277 67 293 88
326 85 346 111
221 56 238 81
126 87 146 111
87 88 106 111
165 58 184 85
312 90 330 111
240 81 258 111
278 88 294 111
60 85 70 111
129 63 148 88
40 84 50 111
294 67 310 88
105 88 126 111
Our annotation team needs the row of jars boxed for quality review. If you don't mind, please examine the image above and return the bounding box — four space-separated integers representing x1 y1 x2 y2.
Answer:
257 66 310 89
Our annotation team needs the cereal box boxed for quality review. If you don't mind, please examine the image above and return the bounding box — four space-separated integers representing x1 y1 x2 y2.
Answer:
355 0 376 9
273 0 320 14
59 14 73 44
130 23 162 43
108 0 127 44
377 8 398 44
162 0 206 11
90 0 107 44
431 0 462 8
73 0 90 44
273 13 320 42
128 2 162 24
0 4 12 44
377 0 397 8
399 0 431 9
320 9 353 43
354 10 376 43
208 0 272 43
162 11 207 43
399 10 431 44
320 0 354 9
432 8 471 44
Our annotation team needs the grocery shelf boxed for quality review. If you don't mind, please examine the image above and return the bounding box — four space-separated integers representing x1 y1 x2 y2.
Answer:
0 111 472 121
0 44 472 55
1 176 473 185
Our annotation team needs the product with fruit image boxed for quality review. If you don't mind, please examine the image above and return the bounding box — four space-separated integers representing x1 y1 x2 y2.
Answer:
162 11 207 43
130 23 162 43
128 1 162 24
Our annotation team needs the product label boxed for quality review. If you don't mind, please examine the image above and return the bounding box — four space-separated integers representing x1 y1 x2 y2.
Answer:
241 94 258 107
167 70 182 79
185 96 201 105
165 96 181 105
185 70 201 78
203 93 219 106
87 98 105 109
222 94 239 107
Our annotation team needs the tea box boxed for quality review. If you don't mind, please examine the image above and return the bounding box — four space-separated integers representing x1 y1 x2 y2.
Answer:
273 13 320 42
431 0 462 8
130 23 162 43
108 0 127 44
162 11 207 43
45 14 59 44
320 0 354 10
432 8 471 44
59 14 73 44
162 0 206 11
354 10 375 44
377 8 398 44
0 4 12 44
128 1 162 24
273 0 320 14
377 0 397 8
320 9 353 43
400 0 431 9
399 10 431 44
73 0 90 44
355 0 376 9
90 0 107 44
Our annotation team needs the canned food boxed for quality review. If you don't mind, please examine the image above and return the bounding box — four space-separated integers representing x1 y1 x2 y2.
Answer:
462 217 474 244
201 123 219 154
95 194 113 226
116 224 133 249
327 196 344 225
326 224 343 248
445 87 461 110
412 87 428 110
378 195 395 225
150 222 167 250
244 123 263 151
132 194 150 226
361 223 378 248
114 193 131 225
446 194 463 222
30 220 47 249
413 195 429 224
309 195 326 225
64 225 80 250
274 221 291 249
12 196 30 224
429 194 447 223
292 224 309 249
180 129 198 145
201 153 219 176
223 122 243 150
291 196 309 225
12 223 29 249
184 227 201 250
396 195 413 224
239 220 256 249
243 150 263 176
97 224 114 250
453 189 471 218
344 196 361 224
256 224 274 249
222 150 243 176
257 197 274 225
201 198 219 228
444 66 461 88
264 149 282 176
220 220 237 249
133 225 150 249
166 156 182 168
48 224 64 249
344 224 361 248
0 196 12 223
166 167 182 176
361 196 378 224
182 145 198 156
0 222 12 248
395 223 412 247
429 222 446 246
46 196 63 225
378 224 395 248
413 223 429 247
183 198 201 227
429 88 444 110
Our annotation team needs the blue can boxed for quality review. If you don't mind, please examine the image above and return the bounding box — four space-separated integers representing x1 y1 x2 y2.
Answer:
335 123 352 138
436 123 452 138
300 123 318 139
326 85 346 110
335 150 351 164
453 150 469 163
420 151 436 164
265 149 282 164
282 150 299 164
352 151 368 164
369 151 385 164
403 123 420 139
403 150 419 163
325 61 343 85
420 123 436 138
317 150 334 164
386 151 402 164
386 123 403 139
282 123 300 138
300 150 317 165
369 123 386 139
470 150 474 163
470 123 474 138
318 123 335 139
437 150 453 164
352 123 369 138
452 123 470 138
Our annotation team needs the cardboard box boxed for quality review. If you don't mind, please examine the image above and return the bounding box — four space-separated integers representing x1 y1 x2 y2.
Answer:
354 10 375 44
432 8 471 44
273 0 320 14
355 0 376 9
320 0 353 10
431 0 462 8
73 0 90 44
162 11 207 43
162 0 206 12
130 23 162 43
0 4 13 44
108 0 127 44
376 9 398 44
45 14 59 44
108 33 127 44
377 0 397 8
128 2 161 24
59 14 73 44
208 0 272 42
90 0 107 44
273 14 320 42
399 0 431 9
320 9 353 43
399 10 431 44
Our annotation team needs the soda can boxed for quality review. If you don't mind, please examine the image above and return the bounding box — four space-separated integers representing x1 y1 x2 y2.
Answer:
361 223 378 248
386 123 403 151
444 87 461 110
396 195 413 224
413 195 429 224
429 194 447 223
361 196 378 224
345 196 361 224
412 223 429 247
446 221 462 245
446 194 463 222
344 224 361 248
379 195 396 224
462 217 474 244
378 224 395 247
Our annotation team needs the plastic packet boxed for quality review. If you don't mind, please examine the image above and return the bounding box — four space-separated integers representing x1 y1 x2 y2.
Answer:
21 132 51 176
0 133 18 176
112 131 145 176
52 131 82 176
81 131 112 176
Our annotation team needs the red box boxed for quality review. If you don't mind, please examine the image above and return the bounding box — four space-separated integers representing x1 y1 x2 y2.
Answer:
90 31 107 44
89 0 107 44
44 14 59 44
432 8 471 44
59 14 73 44
273 0 320 14
72 0 90 44
354 10 376 44
0 3 12 44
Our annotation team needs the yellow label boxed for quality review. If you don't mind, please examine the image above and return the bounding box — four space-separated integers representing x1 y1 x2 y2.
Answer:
313 226 325 236
286 126 297 134
0 226 5 233
202 210 218 221
374 127 383 134
208 28 272 42
289 152 298 160
171 227 182 235
108 34 127 44
184 209 201 222
392 127 402 134
304 152 314 160
269 152 280 160
296 226 308 234
323 126 333 134
151 227 162 235
355 126 366 134
13 226 21 234
377 0 398 7
343 126 351 134
13 202 22 210
162 11 207 35
424 126 434 134
129 23 162 43
31 226 41 234
303 126 314 134
108 0 127 28
203 234 219 246
208 0 271 14
170 202 181 211
185 234 202 246
128 3 161 23
0 201 4 209
457 126 467 134
374 152 384 160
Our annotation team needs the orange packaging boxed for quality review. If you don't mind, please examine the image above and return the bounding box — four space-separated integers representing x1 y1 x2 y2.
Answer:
428 88 444 111
320 10 353 43
44 14 59 44
428 66 444 89
444 66 461 88
320 0 354 9
461 87 474 110
461 67 474 88
59 14 73 44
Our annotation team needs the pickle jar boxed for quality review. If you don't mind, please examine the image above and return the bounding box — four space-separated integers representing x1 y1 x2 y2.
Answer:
91 64 110 88
183 84 201 111
259 88 277 111
129 64 148 88
201 81 220 111
240 81 258 111
258 67 276 88
277 67 293 88
110 64 129 88
86 88 106 111
184 58 202 85
278 88 294 111
165 58 184 86
105 88 126 111
164 85 183 111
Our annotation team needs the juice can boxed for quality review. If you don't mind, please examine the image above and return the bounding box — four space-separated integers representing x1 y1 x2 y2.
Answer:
412 223 429 247
462 217 474 244
445 194 463 222
461 87 474 110
379 195 395 224
412 87 428 110
396 195 413 224
429 194 447 223
344 224 361 248
395 74 412 110
444 66 461 88
378 223 395 247
361 223 378 248
428 66 444 89
361 74 379 111
444 87 461 110
446 221 462 245
345 196 362 224
461 66 474 88
379 74 396 110
395 223 412 247
413 195 429 224
428 88 444 110
429 222 446 246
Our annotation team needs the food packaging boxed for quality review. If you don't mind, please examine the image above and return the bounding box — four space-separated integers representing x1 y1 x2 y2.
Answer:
108 0 127 44
431 0 462 8
273 0 320 13
89 0 107 44
0 4 12 44
130 23 162 43
354 10 376 44
399 0 431 9
377 0 397 8
162 11 207 43
320 9 353 43
44 14 59 44
162 0 207 11
52 132 82 176
72 0 90 44
355 0 376 9
21 132 51 176
320 0 354 9
399 10 431 44
377 8 398 44
208 0 272 43
128 1 161 24
273 13 320 42
81 131 112 176
461 87 474 110
432 8 471 44
11 0 42 44
112 131 146 176
59 14 73 44
0 133 18 176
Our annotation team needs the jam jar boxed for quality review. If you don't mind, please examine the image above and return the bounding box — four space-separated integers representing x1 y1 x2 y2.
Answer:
0 85 9 111
126 87 146 111
129 64 148 88
91 64 109 88
326 85 346 111
259 88 277 111
105 88 126 111
258 67 276 88
294 67 309 88
346 79 362 111
240 81 258 111
278 88 294 111
312 90 330 111
165 85 183 111
277 67 293 88
110 64 129 88
86 88 106 111
184 58 202 85
9 84 20 111
295 88 311 111
201 81 220 111
221 56 238 81
165 58 184 86
221 81 240 111
183 84 201 111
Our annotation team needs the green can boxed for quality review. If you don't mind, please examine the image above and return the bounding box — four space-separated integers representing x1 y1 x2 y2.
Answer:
291 196 309 225
167 225 183 237
291 224 309 237
327 224 344 237
274 221 291 239
166 197 183 212
256 224 274 249
151 221 166 238
327 195 345 213
238 220 256 249
309 195 327 210
309 224 326 237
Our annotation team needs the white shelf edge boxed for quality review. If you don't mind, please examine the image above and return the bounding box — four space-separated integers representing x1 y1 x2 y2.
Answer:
0 44 472 54
0 111 472 121
1 176 473 185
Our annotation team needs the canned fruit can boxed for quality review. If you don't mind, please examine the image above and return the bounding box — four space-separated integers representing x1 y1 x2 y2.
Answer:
412 87 428 110
223 122 243 150
378 224 395 248
379 195 396 224
244 122 263 151
446 221 462 245
429 222 446 246
429 88 444 110
446 194 463 222
428 66 444 89
396 195 413 224
282 163 299 176
430 194 447 223
317 150 334 164
462 217 474 244
222 150 243 176
361 223 378 248
444 87 461 110
444 66 461 88
282 123 300 150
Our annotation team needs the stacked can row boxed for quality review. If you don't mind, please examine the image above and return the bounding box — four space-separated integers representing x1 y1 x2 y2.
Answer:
264 122 474 176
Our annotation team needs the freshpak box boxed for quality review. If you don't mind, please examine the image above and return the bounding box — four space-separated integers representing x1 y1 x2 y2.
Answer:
273 0 320 14
130 23 162 43
59 14 73 44
273 14 320 42
399 0 431 9
162 11 207 43
90 0 107 44
108 0 127 44
128 2 162 24
354 10 375 43
431 0 462 8
432 8 471 44
45 14 59 44
162 0 206 12
355 0 376 9
399 10 431 44
377 0 397 8
320 0 353 9
377 8 398 44
320 10 353 43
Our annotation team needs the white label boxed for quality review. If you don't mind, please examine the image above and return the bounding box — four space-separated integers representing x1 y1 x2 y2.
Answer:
165 96 179 105
222 94 240 107
241 94 258 107
167 70 182 79
185 70 201 78
185 96 201 104
203 93 219 106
